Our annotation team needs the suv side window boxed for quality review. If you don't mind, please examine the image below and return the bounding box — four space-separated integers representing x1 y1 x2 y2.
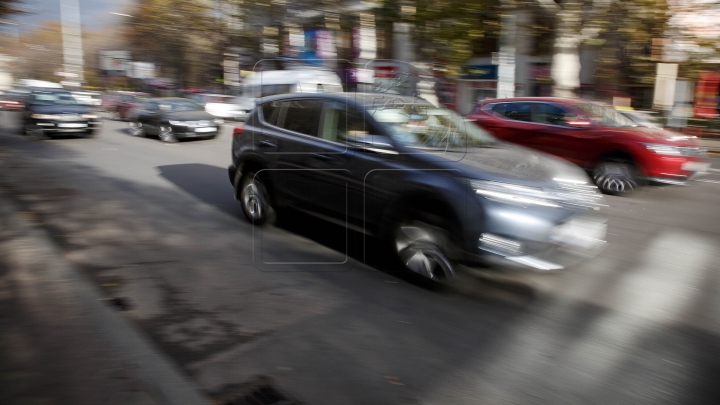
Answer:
493 102 531 122
277 99 323 137
532 103 571 126
319 102 370 143
261 100 282 126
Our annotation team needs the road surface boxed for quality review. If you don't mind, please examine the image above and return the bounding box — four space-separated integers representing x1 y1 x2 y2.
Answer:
1 111 720 404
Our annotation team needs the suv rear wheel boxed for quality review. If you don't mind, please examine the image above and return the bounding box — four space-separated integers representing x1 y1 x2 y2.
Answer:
238 171 275 225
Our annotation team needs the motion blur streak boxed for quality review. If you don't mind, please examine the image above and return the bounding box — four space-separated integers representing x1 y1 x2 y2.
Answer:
419 230 716 403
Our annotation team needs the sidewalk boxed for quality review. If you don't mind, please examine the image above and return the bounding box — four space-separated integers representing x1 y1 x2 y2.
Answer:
0 188 209 405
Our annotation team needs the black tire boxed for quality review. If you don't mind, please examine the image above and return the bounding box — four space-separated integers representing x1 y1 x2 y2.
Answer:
392 212 456 283
128 121 145 137
25 124 46 141
238 171 276 226
593 159 639 195
158 124 178 143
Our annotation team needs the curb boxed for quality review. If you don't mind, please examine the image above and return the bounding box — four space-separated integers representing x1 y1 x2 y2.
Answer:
0 189 210 405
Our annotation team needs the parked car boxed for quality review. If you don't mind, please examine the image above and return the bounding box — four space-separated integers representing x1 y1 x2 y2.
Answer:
71 91 102 107
101 93 121 115
0 91 27 111
227 96 256 121
229 93 607 282
616 109 664 129
115 93 150 120
22 89 101 139
468 98 710 194
128 97 223 143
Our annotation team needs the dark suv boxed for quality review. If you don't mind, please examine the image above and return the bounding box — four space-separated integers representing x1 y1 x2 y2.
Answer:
23 89 101 139
468 98 710 194
229 93 607 281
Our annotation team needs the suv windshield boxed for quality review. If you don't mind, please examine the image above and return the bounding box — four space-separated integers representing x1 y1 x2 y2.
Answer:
30 92 78 106
157 99 202 112
576 103 637 128
369 105 497 150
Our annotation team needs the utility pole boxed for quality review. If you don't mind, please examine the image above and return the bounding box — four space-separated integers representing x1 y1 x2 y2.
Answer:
60 0 85 84
497 0 516 99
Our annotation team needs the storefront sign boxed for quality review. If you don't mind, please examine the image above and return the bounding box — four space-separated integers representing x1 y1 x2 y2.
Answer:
463 65 497 80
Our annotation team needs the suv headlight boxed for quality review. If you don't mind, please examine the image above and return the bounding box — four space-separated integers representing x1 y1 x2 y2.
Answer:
168 120 185 125
82 114 97 119
31 114 58 119
470 180 560 208
214 118 225 125
644 143 682 156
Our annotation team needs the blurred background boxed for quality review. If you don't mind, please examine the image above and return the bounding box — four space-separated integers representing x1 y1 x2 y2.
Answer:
1 2 720 405
0 0 719 131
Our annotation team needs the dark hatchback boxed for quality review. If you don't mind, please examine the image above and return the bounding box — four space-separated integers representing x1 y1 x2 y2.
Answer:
128 97 223 143
229 93 608 282
22 90 101 139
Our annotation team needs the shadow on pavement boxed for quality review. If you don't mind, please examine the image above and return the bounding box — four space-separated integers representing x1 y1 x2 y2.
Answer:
157 163 242 218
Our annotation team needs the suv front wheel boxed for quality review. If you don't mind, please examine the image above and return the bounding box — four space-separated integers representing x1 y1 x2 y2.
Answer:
393 219 456 283
593 159 638 195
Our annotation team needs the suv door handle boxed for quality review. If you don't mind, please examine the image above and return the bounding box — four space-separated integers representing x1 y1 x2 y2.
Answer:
312 153 337 161
258 140 277 148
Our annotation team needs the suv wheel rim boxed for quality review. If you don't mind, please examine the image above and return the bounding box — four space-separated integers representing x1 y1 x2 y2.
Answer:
129 122 143 136
395 222 454 282
159 126 175 142
594 162 637 194
242 180 264 220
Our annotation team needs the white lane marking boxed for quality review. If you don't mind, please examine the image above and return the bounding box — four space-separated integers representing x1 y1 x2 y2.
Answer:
709 168 720 172
697 179 720 184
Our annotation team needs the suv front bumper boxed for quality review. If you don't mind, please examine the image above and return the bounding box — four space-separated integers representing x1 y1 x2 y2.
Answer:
461 213 608 273
35 119 100 133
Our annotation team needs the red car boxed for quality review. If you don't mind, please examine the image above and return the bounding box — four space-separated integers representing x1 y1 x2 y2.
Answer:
0 92 27 111
468 98 710 194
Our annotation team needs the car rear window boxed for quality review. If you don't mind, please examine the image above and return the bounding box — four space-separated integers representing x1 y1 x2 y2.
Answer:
492 102 531 122
261 101 282 126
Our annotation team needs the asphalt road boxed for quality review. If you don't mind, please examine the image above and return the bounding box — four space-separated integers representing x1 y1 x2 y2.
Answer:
1 111 720 405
